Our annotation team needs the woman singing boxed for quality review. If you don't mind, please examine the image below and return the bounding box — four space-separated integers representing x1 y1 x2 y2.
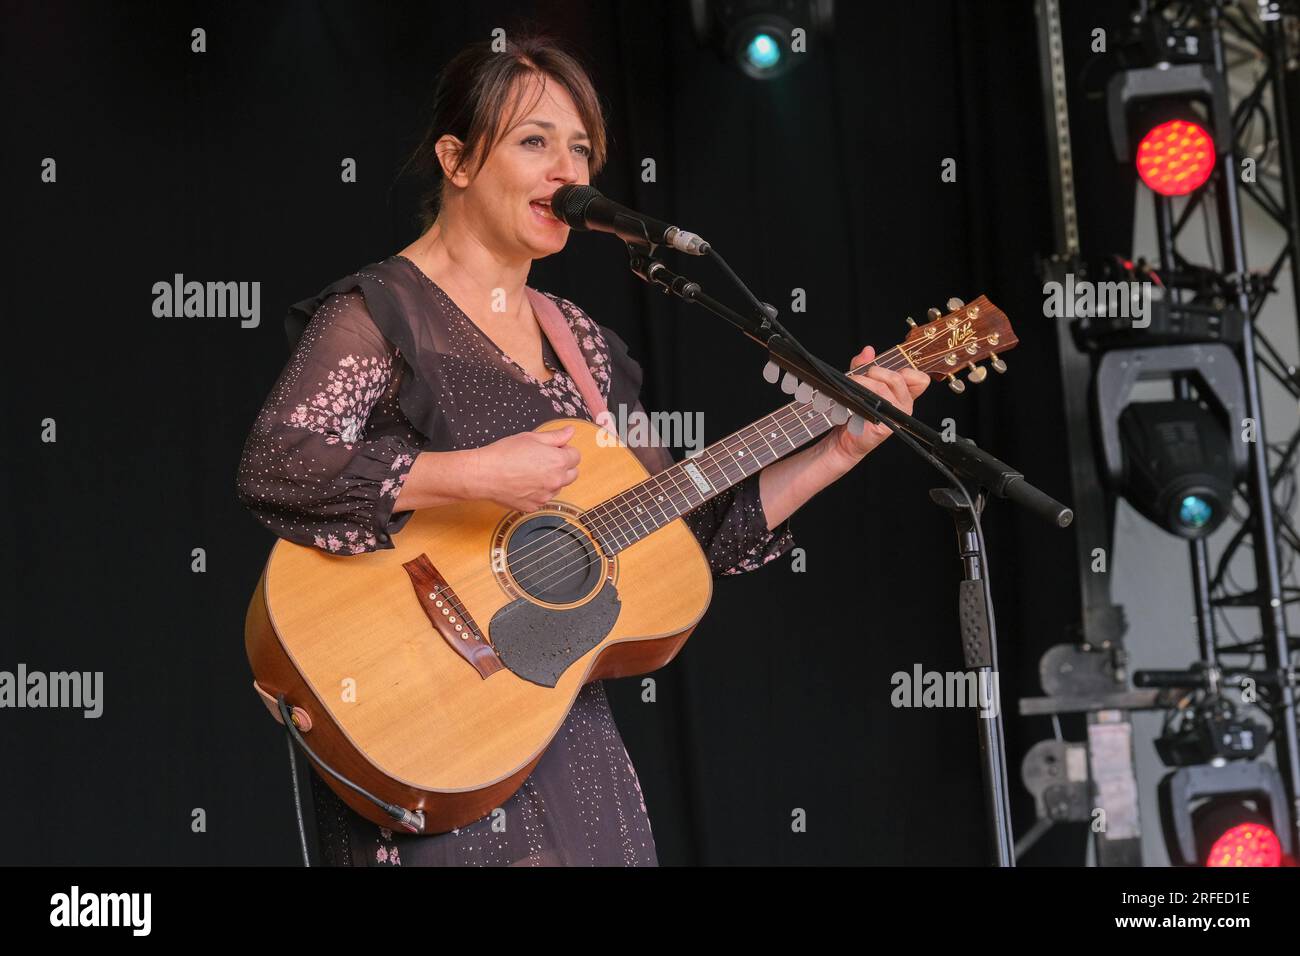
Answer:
236 33 928 866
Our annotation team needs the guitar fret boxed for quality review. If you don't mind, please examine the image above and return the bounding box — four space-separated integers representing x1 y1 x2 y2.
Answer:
646 479 675 517
620 485 653 538
607 492 645 543
589 406 820 554
577 340 947 555
662 464 703 516
629 484 659 534
597 502 630 551
770 412 798 453
585 507 614 553
656 471 693 520
645 475 676 524
754 423 780 463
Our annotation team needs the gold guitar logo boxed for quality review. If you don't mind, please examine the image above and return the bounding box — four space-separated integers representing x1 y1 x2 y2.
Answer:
946 321 976 350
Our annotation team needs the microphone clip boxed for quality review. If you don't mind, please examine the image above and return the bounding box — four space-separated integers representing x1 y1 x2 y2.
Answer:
625 241 701 300
625 239 664 285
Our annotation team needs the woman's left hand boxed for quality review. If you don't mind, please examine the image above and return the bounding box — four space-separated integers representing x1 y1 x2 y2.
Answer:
829 345 931 464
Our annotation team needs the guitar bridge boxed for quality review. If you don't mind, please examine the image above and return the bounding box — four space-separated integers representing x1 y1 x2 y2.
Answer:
402 553 503 679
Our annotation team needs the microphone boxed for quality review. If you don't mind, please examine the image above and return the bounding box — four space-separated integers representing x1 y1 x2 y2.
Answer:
549 184 710 255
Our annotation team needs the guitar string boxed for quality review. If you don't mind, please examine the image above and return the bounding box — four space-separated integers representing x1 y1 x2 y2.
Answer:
456 340 985 628
449 330 1001 612
466 348 912 595
440 389 839 635
493 321 1012 605
505 355 901 578
480 329 1001 588
443 330 1006 636
506 401 837 597
577 321 1011 552
475 398 843 634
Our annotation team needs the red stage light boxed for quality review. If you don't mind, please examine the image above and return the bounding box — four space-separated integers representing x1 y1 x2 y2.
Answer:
1135 119 1216 196
1205 822 1283 867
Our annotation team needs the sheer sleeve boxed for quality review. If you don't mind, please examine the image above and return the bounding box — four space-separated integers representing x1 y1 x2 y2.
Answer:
236 292 421 555
684 468 795 576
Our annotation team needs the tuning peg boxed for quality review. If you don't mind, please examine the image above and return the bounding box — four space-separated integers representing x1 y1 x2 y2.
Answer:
966 362 987 384
946 297 965 311
795 381 815 403
927 307 943 322
780 372 799 394
905 316 917 328
763 360 780 383
946 374 965 394
990 352 1007 373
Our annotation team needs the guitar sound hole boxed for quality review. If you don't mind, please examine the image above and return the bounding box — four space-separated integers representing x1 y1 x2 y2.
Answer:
507 515 601 604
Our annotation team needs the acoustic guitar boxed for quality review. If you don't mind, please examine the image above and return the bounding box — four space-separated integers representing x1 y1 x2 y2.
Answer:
245 296 1017 833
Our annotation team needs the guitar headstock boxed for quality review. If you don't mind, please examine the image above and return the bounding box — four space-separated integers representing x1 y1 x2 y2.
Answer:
899 296 1017 393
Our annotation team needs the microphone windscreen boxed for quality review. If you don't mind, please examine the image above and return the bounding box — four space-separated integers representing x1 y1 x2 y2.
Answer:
550 184 601 230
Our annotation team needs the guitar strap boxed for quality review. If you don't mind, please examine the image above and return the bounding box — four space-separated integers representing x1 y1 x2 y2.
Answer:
525 286 615 432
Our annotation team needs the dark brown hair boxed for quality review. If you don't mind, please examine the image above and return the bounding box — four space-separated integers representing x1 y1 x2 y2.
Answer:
401 32 609 232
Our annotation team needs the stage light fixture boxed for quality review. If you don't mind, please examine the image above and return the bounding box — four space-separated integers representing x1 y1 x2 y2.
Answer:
1159 762 1294 867
744 32 782 73
1135 117 1216 197
1117 399 1234 539
1107 63 1228 197
1199 811 1283 867
729 15 795 80
689 0 834 81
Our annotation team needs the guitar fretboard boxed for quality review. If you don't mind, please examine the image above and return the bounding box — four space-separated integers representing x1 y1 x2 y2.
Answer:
581 345 909 554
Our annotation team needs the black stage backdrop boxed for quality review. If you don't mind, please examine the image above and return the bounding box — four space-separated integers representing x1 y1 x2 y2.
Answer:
4 0 1091 864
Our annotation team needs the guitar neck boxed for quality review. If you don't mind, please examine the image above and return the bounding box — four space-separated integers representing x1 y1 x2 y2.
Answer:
582 344 911 555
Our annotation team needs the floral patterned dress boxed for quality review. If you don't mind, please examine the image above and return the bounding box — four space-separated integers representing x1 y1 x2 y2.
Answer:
236 254 794 865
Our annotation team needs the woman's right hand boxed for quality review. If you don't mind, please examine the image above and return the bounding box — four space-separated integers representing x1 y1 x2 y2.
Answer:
470 425 581 512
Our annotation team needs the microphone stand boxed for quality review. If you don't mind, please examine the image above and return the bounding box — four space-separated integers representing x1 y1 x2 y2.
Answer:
623 239 1073 866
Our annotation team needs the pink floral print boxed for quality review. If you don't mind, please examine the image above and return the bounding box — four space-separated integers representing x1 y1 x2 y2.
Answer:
287 353 393 448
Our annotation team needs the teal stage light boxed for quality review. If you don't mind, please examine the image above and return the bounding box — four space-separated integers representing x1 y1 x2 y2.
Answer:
745 33 781 72
1178 494 1213 531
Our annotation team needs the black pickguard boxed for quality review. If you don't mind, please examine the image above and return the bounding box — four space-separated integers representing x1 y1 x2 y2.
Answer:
488 581 622 687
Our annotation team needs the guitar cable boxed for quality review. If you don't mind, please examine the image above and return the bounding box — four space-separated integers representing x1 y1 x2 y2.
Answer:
283 721 311 866
276 693 427 841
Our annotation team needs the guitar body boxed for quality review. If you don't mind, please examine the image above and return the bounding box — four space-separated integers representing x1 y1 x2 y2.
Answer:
245 417 713 834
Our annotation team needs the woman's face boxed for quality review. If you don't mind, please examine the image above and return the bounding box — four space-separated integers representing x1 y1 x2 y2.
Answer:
453 74 592 262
